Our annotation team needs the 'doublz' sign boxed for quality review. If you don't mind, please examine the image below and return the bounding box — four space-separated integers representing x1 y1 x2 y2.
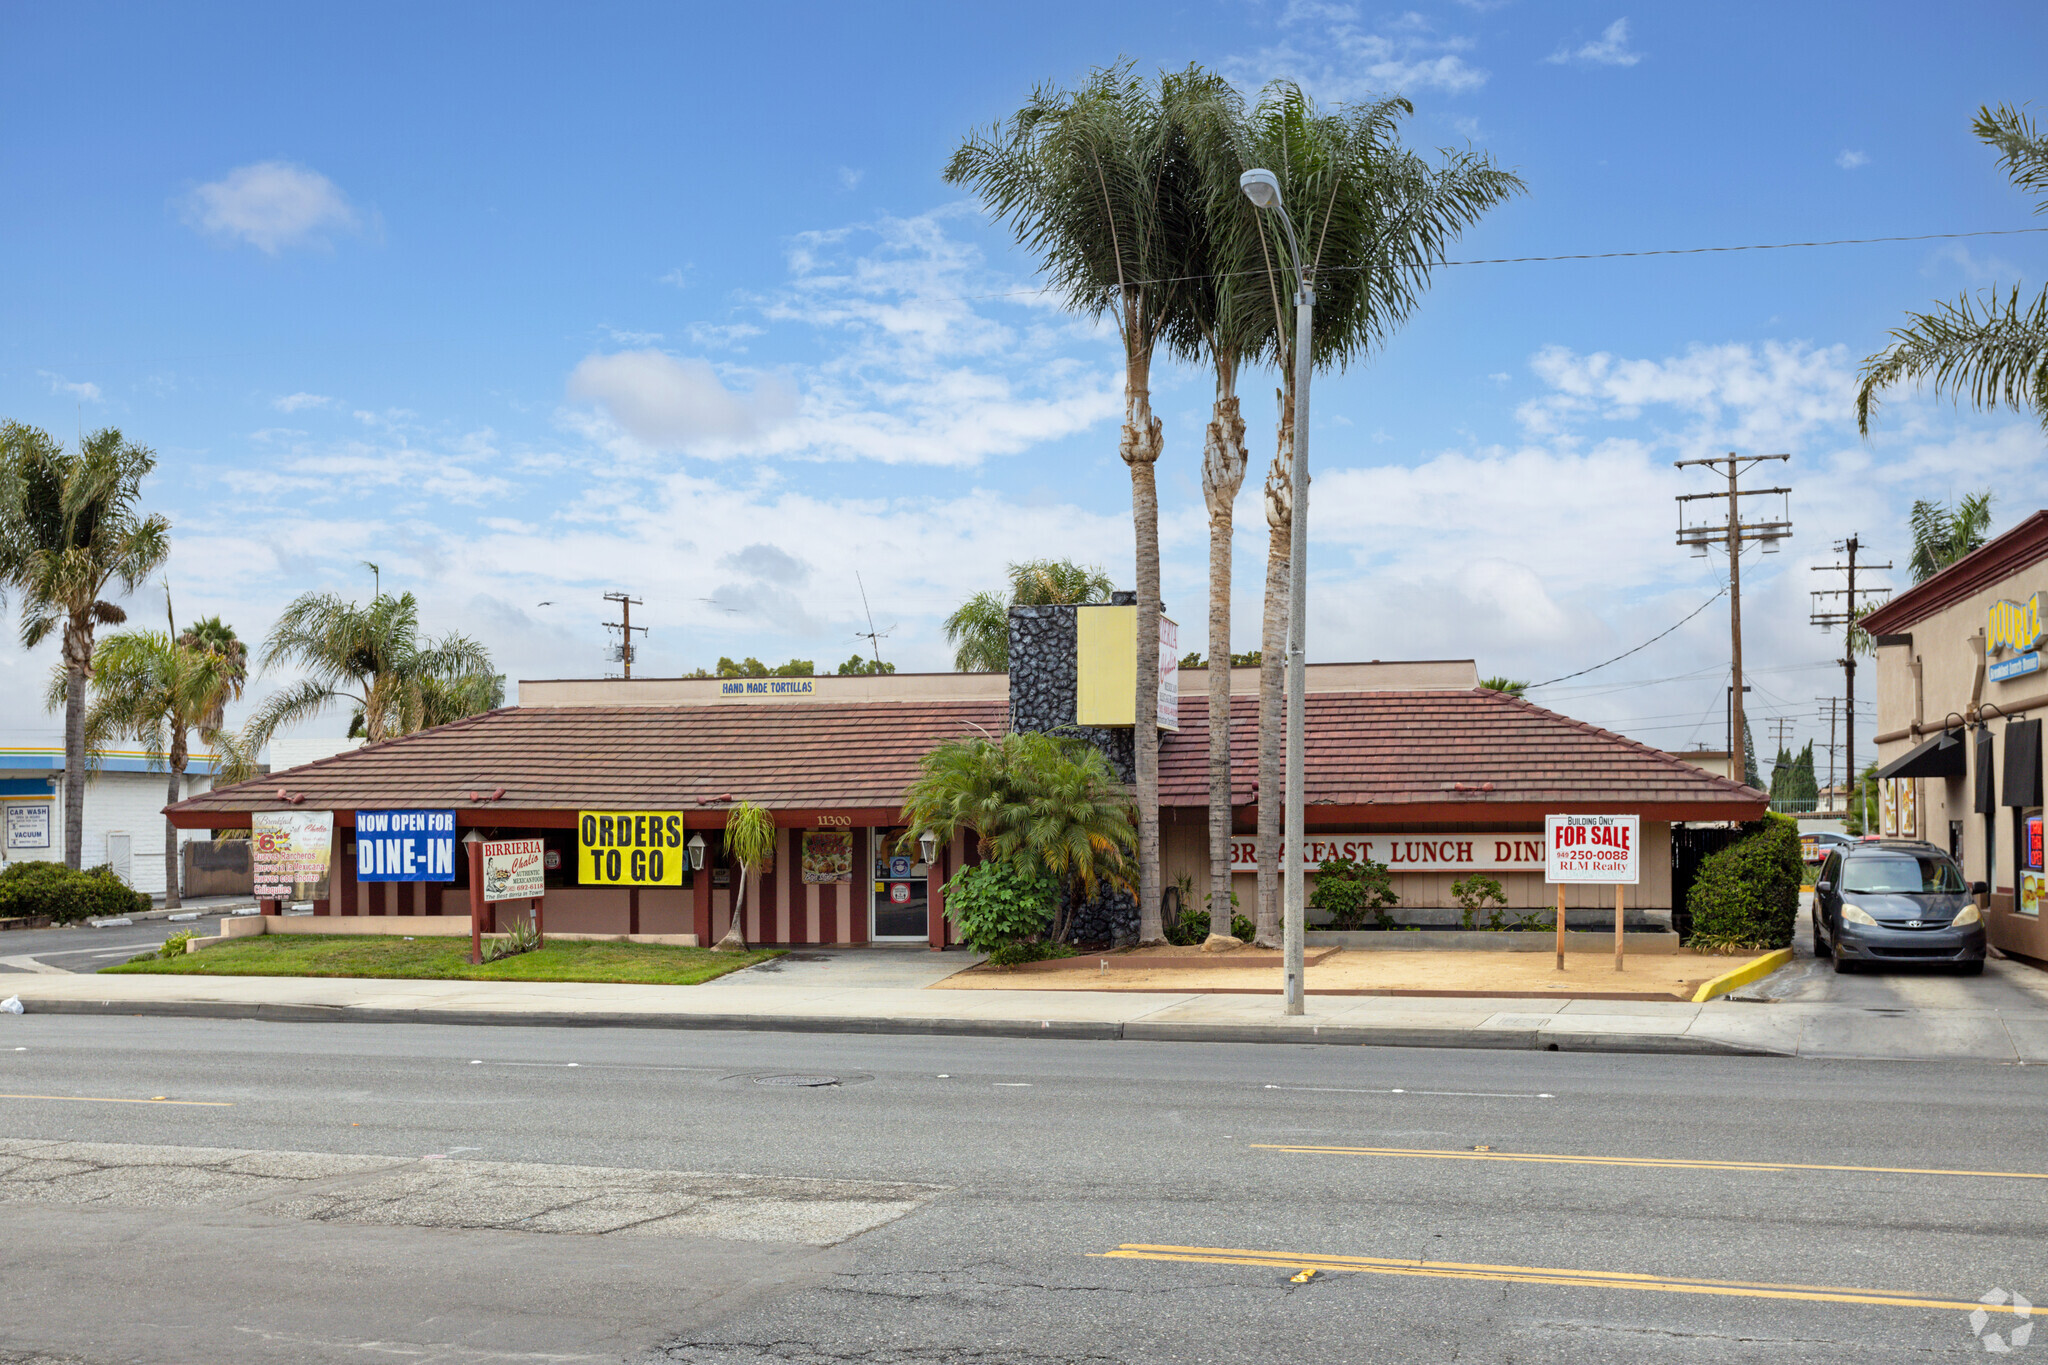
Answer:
578 810 686 885
355 809 456 881
1544 814 1640 884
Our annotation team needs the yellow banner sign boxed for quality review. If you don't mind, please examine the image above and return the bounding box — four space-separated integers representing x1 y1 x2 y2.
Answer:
578 810 686 885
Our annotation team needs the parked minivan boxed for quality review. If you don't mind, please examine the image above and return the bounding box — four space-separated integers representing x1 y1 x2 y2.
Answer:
1812 840 1988 974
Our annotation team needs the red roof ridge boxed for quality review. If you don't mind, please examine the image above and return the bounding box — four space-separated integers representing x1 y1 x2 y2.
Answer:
1479 687 1767 799
1862 509 2048 636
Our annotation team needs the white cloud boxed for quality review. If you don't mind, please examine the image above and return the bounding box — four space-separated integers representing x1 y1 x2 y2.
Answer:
272 392 334 412
838 167 864 190
38 371 101 402
1836 149 1870 170
1231 5 1488 102
659 267 691 289
183 161 359 254
1546 18 1642 67
565 350 797 454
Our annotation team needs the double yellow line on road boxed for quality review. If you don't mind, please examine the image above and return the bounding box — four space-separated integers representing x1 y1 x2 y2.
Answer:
1097 1243 1987 1313
1254 1142 2048 1181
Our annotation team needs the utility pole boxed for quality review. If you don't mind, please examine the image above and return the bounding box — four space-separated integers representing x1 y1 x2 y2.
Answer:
1811 536 1892 820
1816 697 1842 812
1677 453 1791 796
603 592 646 679
1726 683 1753 779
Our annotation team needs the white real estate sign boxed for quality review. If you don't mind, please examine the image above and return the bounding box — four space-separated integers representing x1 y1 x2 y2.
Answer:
1544 814 1640 885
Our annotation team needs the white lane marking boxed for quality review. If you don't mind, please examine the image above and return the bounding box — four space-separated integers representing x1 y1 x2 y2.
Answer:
1264 1084 1555 1099
87 945 165 959
994 1082 1032 1087
0 956 70 975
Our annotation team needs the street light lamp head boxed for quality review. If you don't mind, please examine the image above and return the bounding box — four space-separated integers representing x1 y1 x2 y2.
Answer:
1239 168 1283 209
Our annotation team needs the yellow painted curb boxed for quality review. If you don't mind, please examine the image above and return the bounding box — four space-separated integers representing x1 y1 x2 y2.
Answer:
1691 948 1793 1003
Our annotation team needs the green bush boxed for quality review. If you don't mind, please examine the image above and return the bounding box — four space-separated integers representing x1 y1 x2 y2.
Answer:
1165 907 1257 945
943 860 1059 955
1685 813 1803 950
157 930 196 959
1308 857 1398 930
1451 875 1507 930
0 861 151 924
985 940 1078 967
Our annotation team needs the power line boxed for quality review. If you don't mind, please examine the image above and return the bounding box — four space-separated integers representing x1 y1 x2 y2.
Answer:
959 225 2048 301
1525 587 1728 691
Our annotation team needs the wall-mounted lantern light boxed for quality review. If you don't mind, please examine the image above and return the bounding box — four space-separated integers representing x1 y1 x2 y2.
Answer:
686 831 707 872
917 830 938 864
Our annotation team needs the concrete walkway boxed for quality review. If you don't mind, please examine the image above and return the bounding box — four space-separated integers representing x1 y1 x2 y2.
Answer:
5 947 2046 1060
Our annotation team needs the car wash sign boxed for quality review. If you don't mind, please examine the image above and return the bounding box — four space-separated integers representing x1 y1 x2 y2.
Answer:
1544 814 1639 884
356 809 457 882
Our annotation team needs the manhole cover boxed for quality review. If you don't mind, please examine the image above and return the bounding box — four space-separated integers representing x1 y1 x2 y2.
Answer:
753 1074 839 1088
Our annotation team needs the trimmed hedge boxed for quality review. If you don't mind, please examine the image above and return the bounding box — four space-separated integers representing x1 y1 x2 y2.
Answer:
0 860 152 924
1685 813 1803 950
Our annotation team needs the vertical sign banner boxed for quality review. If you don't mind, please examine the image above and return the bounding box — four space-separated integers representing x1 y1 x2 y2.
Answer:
252 810 334 901
1544 815 1640 884
1157 616 1179 731
577 810 686 885
355 809 457 881
482 839 546 902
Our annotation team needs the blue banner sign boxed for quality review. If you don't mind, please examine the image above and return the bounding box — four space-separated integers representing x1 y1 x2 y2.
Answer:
356 809 457 881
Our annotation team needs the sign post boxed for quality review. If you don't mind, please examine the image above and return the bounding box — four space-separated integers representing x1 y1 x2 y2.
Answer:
1544 815 1641 972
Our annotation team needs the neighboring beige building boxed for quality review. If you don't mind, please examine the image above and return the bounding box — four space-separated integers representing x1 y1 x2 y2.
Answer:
1863 511 2048 961
1663 749 1735 782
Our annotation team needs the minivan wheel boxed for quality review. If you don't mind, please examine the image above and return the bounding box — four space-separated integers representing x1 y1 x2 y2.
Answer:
1958 960 1985 977
1812 921 1832 959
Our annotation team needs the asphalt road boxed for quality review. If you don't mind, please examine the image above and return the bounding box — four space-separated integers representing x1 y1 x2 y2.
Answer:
1735 900 2048 1012
1 1015 2043 1363
0 918 193 975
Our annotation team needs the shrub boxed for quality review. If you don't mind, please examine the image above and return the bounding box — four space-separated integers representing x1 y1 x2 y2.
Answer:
0 861 151 924
1686 813 1803 950
1308 857 1398 930
943 860 1059 955
487 914 541 962
985 941 1078 967
1451 875 1507 931
157 930 196 959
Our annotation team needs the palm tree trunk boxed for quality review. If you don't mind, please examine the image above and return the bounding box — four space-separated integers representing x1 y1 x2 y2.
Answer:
1124 348 1167 947
60 617 91 871
716 865 750 951
1254 389 1294 949
164 729 187 910
1201 353 1248 950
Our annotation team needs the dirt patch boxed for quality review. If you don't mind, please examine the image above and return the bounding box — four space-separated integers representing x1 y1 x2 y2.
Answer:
932 946 1746 1000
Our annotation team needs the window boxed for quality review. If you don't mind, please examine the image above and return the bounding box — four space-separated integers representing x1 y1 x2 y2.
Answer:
1820 851 1842 887
1840 854 1967 895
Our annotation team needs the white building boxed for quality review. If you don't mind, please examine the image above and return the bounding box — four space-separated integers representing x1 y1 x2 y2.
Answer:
0 747 224 898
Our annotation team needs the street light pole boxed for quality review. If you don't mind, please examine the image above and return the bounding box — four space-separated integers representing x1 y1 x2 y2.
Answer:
1242 169 1313 1017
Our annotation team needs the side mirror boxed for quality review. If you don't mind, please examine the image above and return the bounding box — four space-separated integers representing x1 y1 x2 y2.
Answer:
1814 881 1832 895
1970 881 1990 896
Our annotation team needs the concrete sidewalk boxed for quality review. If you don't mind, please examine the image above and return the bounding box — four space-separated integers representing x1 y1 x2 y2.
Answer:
6 957 2047 1060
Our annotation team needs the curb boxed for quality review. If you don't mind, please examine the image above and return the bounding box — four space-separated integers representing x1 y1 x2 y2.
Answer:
14 996 1775 1055
1691 948 1795 1003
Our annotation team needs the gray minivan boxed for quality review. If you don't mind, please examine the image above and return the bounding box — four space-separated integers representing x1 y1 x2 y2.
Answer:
1812 840 1988 974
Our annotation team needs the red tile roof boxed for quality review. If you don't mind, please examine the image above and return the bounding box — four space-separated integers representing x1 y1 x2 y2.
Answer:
169 688 1765 825
1160 688 1765 819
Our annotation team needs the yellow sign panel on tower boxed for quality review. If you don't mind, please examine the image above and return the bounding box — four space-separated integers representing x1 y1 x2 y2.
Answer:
577 810 686 885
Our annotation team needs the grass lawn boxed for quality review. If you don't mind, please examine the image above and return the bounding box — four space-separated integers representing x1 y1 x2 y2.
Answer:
103 934 783 985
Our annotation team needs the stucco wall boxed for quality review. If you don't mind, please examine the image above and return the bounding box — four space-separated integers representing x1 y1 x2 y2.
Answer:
0 769 215 898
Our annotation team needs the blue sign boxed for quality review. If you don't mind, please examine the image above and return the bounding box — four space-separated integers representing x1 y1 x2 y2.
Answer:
356 809 457 881
1991 652 2041 684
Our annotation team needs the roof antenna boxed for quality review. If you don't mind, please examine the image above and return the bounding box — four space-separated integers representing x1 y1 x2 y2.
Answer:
854 571 892 671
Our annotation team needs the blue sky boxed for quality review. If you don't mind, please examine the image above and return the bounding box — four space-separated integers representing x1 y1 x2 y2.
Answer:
4 1 2045 779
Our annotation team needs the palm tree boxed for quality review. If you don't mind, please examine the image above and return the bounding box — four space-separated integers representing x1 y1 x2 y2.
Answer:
949 64 1203 945
943 558 1117 672
72 606 244 907
240 589 503 757
1479 676 1528 696
0 424 171 868
899 731 1136 941
714 801 776 952
1908 491 1997 582
1215 84 1523 947
1857 104 2048 434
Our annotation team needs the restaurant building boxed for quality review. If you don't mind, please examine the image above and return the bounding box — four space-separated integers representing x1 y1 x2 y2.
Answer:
1863 510 2048 961
165 606 1765 945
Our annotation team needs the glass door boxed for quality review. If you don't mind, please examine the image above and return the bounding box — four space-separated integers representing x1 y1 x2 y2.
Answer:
870 827 928 939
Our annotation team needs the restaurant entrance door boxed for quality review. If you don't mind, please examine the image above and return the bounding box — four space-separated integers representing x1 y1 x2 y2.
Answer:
869 827 928 940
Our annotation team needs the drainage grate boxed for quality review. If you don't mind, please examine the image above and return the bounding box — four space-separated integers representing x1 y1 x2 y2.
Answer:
753 1074 840 1088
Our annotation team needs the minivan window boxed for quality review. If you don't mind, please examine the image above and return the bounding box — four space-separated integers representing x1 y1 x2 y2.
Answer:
1821 851 1842 886
1840 854 1967 895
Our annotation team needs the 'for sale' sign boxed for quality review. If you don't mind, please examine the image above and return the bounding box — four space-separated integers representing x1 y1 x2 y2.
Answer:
1544 814 1639 885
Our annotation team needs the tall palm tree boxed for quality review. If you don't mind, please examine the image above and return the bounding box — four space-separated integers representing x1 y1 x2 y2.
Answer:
1908 491 1997 582
948 65 1204 945
943 558 1117 672
72 606 244 907
1224 84 1524 945
1857 104 2048 434
240 589 502 757
0 423 171 868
